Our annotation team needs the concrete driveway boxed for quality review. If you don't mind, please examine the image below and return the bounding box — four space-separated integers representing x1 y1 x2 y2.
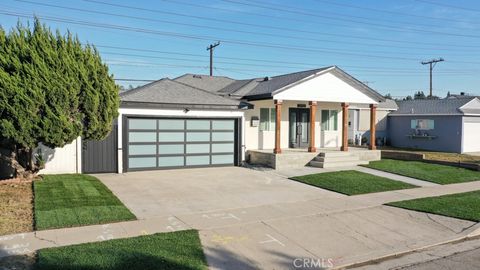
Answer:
97 167 343 219
96 167 480 269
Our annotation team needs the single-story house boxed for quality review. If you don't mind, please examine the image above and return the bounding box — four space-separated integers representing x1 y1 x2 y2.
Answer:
35 66 386 174
388 97 480 153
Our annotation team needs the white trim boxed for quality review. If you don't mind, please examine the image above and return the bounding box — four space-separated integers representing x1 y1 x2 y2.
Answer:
76 137 82 173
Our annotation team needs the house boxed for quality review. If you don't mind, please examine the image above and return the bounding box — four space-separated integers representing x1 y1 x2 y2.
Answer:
37 66 386 174
388 97 480 153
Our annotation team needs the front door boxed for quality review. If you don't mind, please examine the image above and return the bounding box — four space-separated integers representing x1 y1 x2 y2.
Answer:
289 108 310 148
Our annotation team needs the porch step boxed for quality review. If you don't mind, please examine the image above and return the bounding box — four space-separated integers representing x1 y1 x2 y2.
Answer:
314 155 360 163
309 160 369 168
318 152 353 158
309 151 369 168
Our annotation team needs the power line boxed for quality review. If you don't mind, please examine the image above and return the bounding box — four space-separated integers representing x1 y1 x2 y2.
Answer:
101 51 479 74
4 10 480 65
82 0 480 49
415 0 480 13
96 45 478 72
19 0 467 54
313 0 479 25
236 0 460 28
216 0 480 39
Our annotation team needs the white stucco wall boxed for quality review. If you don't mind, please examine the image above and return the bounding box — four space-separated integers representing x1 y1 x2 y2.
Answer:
244 100 342 151
118 107 245 173
38 137 82 174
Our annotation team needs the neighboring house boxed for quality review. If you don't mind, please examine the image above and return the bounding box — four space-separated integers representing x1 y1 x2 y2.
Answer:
388 97 480 153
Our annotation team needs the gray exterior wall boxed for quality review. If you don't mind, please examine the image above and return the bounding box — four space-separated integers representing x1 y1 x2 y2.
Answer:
387 115 463 153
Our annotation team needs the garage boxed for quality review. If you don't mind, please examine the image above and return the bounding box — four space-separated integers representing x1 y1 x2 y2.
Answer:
463 118 480 153
124 117 241 171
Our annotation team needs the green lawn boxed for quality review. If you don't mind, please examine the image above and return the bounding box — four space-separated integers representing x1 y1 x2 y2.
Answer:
387 191 480 222
290 170 417 195
34 174 135 230
36 230 208 270
365 159 480 185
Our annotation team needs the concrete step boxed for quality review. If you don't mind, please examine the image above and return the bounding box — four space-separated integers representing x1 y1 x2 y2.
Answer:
309 160 369 168
317 151 352 158
314 155 360 162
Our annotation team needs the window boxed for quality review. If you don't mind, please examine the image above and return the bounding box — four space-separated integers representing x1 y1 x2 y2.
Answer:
411 119 434 130
321 110 338 131
260 108 276 131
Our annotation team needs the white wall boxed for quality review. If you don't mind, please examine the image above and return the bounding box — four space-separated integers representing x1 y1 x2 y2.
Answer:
273 72 378 104
244 100 342 151
38 137 82 174
462 117 480 153
118 107 245 173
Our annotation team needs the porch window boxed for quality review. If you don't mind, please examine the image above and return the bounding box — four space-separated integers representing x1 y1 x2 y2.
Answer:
260 108 276 131
321 110 338 131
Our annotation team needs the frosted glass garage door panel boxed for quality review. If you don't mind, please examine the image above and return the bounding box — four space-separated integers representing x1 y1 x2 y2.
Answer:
158 120 184 130
158 132 184 142
129 157 156 168
158 156 184 167
212 155 234 164
129 119 156 130
186 120 210 130
212 120 234 130
186 144 210 154
212 132 234 142
128 145 156 155
186 155 210 166
129 132 157 142
211 143 234 153
186 132 210 142
158 144 184 155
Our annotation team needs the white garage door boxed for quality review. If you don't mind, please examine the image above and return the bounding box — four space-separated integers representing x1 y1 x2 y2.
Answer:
463 122 480 152
125 117 239 171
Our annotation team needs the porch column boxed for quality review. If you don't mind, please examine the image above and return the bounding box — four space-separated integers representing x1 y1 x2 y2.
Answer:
340 102 349 152
273 100 282 154
369 104 377 150
308 101 317 152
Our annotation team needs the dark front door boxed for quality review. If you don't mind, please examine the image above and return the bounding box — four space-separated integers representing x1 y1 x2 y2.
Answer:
289 108 310 148
82 121 118 173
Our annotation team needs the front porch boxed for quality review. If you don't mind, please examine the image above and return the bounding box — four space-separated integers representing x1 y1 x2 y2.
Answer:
246 147 381 170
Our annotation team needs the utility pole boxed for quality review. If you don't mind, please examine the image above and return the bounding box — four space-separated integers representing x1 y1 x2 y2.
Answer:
206 41 220 76
421 58 444 97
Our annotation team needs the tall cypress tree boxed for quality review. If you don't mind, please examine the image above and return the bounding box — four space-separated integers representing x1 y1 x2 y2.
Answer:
0 18 119 178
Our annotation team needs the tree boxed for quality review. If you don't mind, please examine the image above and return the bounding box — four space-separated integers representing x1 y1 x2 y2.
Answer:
0 19 119 178
414 91 426 100
384 93 392 99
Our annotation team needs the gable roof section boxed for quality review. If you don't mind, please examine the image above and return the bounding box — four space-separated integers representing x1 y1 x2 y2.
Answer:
241 66 385 103
120 78 244 109
389 97 478 116
173 74 236 92
242 67 331 98
459 97 480 115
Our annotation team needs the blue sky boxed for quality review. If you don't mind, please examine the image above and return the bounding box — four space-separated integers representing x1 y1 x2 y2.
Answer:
1 0 479 98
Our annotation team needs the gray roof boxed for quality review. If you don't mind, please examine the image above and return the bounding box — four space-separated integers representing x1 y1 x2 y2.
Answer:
352 99 398 110
120 79 243 109
241 67 332 97
389 98 477 116
174 74 235 92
